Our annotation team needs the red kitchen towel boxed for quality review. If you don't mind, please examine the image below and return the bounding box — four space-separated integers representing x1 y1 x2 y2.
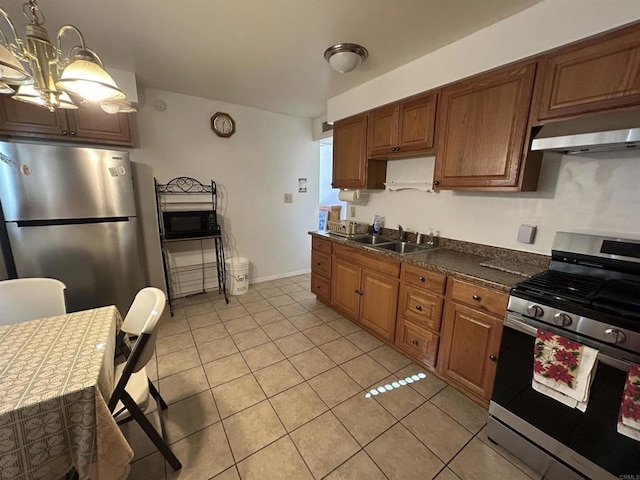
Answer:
617 364 640 441
532 329 598 411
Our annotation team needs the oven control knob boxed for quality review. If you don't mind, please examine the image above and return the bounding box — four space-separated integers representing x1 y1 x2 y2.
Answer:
526 304 544 318
553 312 573 327
604 328 626 345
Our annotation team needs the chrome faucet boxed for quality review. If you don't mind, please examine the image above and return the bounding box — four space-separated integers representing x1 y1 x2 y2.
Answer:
398 224 408 242
426 229 435 246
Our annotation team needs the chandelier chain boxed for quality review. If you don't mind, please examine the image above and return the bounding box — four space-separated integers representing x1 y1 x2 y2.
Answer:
22 1 45 26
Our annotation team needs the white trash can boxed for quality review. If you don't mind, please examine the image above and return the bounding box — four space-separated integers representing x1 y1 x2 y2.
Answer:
225 257 250 295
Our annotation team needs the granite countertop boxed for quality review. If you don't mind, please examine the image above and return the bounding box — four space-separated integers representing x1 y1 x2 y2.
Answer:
310 231 548 293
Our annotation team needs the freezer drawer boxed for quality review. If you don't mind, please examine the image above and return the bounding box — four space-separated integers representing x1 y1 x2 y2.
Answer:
6 219 144 315
0 142 135 221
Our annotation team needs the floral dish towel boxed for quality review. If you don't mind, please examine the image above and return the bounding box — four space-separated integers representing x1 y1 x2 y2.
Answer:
532 329 599 412
617 364 640 441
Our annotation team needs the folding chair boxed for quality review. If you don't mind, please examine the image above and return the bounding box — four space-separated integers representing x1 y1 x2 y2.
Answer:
0 277 66 325
108 288 181 470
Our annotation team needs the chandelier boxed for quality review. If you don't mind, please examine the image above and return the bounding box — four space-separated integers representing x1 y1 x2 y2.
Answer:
0 0 133 113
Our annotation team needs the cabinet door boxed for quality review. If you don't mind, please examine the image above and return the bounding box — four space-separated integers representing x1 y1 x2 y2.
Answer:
368 104 399 158
67 108 134 146
331 258 361 320
0 95 68 137
433 62 536 190
438 302 503 400
535 25 640 122
360 269 399 342
332 113 368 188
397 91 437 155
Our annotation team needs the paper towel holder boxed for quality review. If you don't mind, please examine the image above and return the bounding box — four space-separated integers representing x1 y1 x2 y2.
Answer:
338 189 369 204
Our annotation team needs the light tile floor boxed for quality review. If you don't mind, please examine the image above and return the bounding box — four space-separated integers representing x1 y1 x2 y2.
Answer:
124 274 541 480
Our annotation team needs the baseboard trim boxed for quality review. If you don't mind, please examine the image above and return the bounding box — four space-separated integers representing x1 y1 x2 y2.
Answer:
251 268 311 284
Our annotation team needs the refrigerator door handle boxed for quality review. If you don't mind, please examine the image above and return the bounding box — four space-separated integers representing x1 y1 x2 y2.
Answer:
15 217 130 227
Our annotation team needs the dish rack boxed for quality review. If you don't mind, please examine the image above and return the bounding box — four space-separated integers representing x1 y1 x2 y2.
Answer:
327 220 370 237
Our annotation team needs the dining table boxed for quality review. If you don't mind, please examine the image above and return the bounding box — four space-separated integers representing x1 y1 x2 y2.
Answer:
0 306 134 480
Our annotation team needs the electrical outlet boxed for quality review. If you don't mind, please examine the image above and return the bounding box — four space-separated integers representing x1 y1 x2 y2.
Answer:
284 193 293 203
349 206 356 217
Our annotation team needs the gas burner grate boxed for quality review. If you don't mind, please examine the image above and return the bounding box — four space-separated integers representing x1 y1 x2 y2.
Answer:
516 270 606 303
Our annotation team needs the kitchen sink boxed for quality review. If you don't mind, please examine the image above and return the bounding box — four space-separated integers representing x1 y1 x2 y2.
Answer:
374 241 436 255
349 235 396 246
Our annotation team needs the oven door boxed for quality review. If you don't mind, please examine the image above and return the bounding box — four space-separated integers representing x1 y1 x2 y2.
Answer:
489 312 640 479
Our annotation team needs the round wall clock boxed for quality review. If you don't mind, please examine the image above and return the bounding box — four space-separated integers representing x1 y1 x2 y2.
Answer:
211 112 236 137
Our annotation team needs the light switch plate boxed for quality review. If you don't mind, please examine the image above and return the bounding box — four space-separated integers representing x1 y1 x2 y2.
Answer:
517 224 537 244
284 193 293 203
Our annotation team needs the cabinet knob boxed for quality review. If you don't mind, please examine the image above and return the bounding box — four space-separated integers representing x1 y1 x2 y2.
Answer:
419 276 425 282
62 130 69 135
316 262 321 266
472 294 481 301
412 339 419 346
489 355 497 362
354 289 363 295
415 304 423 311
70 131 76 136
433 180 440 186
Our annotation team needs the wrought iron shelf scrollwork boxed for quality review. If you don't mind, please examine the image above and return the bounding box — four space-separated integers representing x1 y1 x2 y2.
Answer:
154 176 228 314
155 177 214 194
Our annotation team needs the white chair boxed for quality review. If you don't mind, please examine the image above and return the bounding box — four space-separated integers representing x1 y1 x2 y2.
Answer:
117 287 169 408
0 278 66 325
108 287 181 471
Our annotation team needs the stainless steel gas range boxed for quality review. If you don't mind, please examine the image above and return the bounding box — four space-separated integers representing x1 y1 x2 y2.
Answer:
488 232 640 480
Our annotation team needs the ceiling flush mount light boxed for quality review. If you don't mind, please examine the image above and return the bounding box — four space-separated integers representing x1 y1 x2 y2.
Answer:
324 43 368 73
0 0 130 112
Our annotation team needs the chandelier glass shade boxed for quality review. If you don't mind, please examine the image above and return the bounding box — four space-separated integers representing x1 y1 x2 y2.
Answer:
0 1 131 112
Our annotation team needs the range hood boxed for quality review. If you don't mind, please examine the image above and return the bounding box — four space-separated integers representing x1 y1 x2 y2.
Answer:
530 110 640 154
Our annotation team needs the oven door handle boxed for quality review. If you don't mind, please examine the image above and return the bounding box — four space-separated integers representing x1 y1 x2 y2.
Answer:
505 313 633 372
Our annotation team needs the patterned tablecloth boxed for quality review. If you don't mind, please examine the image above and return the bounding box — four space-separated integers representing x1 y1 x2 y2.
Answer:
0 306 133 480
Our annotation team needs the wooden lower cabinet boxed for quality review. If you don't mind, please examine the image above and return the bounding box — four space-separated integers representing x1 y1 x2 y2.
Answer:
438 302 503 400
311 273 331 303
310 236 332 304
360 269 398 340
331 253 399 341
395 318 439 367
331 258 361 319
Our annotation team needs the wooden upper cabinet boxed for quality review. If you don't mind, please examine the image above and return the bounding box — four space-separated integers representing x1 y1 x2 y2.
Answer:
368 104 399 157
0 96 134 147
368 91 437 159
0 96 68 136
69 107 133 145
333 113 386 189
535 23 640 123
433 61 537 190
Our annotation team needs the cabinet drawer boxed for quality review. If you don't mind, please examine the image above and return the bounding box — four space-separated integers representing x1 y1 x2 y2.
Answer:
311 251 331 278
449 278 508 317
311 236 332 254
399 284 443 332
402 263 446 294
311 273 331 303
396 319 439 367
334 243 400 278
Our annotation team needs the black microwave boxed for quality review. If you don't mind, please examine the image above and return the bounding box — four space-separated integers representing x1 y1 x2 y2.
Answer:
162 210 218 239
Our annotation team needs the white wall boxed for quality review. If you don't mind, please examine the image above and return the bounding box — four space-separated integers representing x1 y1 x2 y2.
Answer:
328 0 640 254
327 0 640 122
353 152 640 254
131 88 319 293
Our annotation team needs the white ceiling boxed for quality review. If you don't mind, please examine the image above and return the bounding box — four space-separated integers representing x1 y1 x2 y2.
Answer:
1 0 542 118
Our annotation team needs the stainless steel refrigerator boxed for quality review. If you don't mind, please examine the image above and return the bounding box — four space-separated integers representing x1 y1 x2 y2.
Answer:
0 142 144 315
